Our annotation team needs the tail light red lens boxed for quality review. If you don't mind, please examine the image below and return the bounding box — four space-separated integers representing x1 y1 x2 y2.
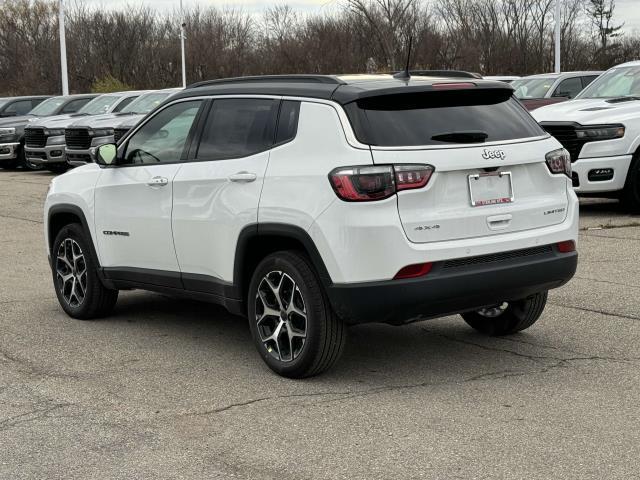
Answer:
329 164 434 202
557 240 576 253
545 148 572 178
394 262 433 279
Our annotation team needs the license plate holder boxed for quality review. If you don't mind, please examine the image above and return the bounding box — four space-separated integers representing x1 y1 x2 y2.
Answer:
468 171 514 207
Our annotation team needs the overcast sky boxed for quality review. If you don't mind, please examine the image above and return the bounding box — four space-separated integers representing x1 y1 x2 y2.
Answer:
82 0 640 33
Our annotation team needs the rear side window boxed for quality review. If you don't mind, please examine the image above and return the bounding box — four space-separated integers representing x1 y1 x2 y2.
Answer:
196 98 278 160
344 90 544 147
276 100 300 144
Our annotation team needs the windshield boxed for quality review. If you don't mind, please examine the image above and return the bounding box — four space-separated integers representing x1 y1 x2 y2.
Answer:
29 97 66 116
576 66 640 99
344 90 544 146
121 92 172 114
79 95 122 114
511 78 556 99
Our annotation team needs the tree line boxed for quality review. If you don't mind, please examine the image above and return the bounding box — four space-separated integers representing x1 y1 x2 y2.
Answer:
0 0 636 96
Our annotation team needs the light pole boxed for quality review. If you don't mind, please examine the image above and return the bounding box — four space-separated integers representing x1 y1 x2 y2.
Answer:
180 0 186 88
59 0 69 95
554 0 561 73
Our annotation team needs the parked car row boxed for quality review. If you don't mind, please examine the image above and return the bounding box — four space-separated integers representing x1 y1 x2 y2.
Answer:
0 88 181 172
2 62 639 213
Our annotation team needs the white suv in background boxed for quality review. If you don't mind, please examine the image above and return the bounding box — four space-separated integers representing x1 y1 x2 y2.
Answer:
533 61 640 210
44 74 578 377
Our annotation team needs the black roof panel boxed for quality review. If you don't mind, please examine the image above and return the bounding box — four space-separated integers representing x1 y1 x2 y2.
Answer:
170 74 514 106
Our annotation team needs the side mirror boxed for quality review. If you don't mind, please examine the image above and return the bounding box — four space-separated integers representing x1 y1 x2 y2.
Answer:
95 143 118 166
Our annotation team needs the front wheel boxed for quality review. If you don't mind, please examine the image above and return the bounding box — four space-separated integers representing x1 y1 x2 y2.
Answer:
247 251 346 378
461 291 548 336
51 223 118 319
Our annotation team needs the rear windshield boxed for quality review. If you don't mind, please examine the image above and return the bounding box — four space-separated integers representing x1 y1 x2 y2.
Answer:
344 90 544 147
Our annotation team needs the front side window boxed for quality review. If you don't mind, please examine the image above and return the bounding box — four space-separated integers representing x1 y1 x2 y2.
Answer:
553 78 583 99
196 98 278 160
344 89 544 147
113 96 136 112
61 98 93 114
123 100 202 165
576 66 640 99
5 100 33 115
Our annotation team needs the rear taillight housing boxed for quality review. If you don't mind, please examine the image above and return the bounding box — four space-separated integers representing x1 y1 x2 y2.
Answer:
329 164 434 202
545 148 572 178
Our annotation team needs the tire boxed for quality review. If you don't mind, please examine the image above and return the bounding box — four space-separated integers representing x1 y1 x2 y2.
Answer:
622 153 640 213
247 251 346 378
46 163 68 174
51 223 118 320
461 291 548 336
17 147 44 171
0 160 19 169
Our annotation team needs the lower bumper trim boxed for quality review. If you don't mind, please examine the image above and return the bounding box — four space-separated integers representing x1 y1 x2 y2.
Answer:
326 246 577 325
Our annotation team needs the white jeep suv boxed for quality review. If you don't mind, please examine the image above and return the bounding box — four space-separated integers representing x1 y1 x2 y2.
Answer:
44 74 578 377
533 61 640 210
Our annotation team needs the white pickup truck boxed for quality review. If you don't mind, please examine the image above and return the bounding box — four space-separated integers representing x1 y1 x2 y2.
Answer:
533 61 640 211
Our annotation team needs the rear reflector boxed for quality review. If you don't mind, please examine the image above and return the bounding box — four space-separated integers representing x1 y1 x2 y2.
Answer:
393 262 433 280
557 240 576 253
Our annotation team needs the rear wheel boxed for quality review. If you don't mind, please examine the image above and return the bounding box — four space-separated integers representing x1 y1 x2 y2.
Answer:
461 291 548 336
51 223 118 319
0 160 19 169
247 251 346 378
622 153 640 213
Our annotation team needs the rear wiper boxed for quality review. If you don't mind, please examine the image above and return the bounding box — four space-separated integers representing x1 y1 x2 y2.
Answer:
605 96 640 104
431 131 489 143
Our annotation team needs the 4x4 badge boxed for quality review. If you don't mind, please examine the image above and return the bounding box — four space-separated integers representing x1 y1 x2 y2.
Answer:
482 149 506 161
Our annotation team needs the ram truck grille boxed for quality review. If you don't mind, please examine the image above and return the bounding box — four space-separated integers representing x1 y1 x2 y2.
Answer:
25 128 46 148
540 123 588 163
65 128 92 150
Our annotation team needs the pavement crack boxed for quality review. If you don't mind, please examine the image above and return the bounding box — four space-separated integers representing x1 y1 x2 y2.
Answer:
0 402 73 431
0 213 43 224
549 302 640 321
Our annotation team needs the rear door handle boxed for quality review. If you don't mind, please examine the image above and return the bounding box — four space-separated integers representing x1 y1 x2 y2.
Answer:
228 171 257 183
147 176 168 187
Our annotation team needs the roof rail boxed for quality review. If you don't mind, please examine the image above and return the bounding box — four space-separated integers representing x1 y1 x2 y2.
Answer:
186 75 346 89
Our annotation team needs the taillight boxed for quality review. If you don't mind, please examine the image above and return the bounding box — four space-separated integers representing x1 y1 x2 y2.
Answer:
329 164 434 202
545 148 572 178
557 240 576 253
394 262 433 279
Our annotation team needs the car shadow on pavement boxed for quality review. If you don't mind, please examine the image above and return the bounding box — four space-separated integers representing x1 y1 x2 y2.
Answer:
101 290 565 386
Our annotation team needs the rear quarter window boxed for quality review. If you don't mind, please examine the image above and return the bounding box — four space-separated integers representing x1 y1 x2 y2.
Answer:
344 89 545 147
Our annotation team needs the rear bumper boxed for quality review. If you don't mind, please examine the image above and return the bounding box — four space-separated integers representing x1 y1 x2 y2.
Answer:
326 245 577 325
0 142 20 161
25 145 66 165
573 154 632 193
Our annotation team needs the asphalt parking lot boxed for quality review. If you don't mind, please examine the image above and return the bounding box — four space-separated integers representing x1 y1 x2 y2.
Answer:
1 168 639 479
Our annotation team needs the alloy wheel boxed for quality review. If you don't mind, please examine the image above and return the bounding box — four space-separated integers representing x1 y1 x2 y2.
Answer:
55 238 87 308
255 271 307 362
